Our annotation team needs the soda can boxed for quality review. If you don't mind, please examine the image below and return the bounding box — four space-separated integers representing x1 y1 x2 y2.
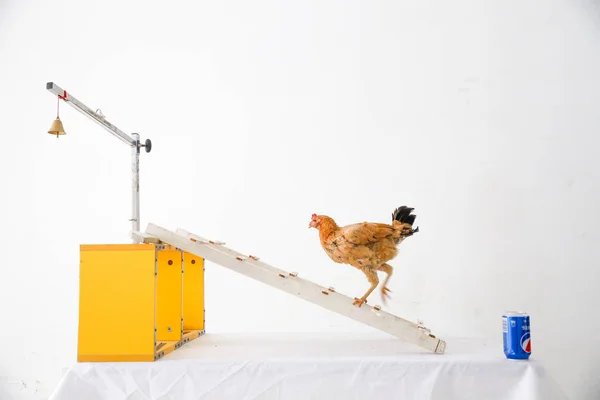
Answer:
502 311 531 360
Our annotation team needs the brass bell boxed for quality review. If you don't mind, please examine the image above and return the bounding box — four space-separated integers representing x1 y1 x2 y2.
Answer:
48 116 66 137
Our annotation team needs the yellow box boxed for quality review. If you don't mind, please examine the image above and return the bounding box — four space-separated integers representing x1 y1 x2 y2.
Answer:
77 243 205 362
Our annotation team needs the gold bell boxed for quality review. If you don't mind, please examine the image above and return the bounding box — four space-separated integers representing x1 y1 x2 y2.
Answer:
48 116 66 137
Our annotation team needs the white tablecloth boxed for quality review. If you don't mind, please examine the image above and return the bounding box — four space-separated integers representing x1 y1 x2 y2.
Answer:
48 332 567 400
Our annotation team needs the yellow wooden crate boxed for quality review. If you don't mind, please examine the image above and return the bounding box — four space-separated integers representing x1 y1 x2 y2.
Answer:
78 243 205 362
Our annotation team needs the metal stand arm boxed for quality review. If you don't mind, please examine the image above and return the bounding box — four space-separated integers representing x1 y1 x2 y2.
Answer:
46 82 152 243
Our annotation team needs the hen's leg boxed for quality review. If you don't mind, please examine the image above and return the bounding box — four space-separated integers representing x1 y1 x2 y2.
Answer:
353 267 379 307
376 263 393 305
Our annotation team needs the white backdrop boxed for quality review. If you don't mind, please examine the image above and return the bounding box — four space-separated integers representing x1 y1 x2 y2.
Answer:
1 0 599 398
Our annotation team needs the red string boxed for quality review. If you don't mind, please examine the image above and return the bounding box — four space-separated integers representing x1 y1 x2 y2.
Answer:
56 91 67 117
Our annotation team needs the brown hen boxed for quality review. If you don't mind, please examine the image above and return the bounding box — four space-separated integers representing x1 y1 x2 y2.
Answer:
309 206 419 307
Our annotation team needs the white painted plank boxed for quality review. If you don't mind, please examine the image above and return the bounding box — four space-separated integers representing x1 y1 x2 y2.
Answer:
131 230 161 244
145 223 446 354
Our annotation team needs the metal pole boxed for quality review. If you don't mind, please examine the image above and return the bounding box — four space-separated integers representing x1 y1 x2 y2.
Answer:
131 133 141 243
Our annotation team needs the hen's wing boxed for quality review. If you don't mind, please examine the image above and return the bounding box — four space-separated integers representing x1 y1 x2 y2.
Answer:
338 222 397 245
324 222 399 267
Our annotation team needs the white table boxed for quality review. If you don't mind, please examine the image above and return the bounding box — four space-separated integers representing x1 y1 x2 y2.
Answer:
49 332 567 400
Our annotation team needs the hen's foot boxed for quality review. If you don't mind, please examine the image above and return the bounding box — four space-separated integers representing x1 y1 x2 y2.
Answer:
381 286 392 304
353 297 367 307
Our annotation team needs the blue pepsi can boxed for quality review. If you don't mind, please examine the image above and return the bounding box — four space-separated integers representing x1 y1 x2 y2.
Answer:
502 311 531 360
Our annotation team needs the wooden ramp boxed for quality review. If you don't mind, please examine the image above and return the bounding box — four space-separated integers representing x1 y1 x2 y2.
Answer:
139 223 446 354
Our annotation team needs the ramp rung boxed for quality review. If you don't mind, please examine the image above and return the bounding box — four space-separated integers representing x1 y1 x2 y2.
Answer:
189 236 226 246
177 229 269 271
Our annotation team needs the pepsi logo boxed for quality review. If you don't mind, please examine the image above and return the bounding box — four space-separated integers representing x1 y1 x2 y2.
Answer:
520 332 531 353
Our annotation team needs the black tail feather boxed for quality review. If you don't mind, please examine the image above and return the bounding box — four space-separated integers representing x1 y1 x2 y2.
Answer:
392 206 419 233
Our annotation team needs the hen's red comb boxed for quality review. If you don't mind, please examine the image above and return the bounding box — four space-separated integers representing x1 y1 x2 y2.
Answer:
312 213 317 218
